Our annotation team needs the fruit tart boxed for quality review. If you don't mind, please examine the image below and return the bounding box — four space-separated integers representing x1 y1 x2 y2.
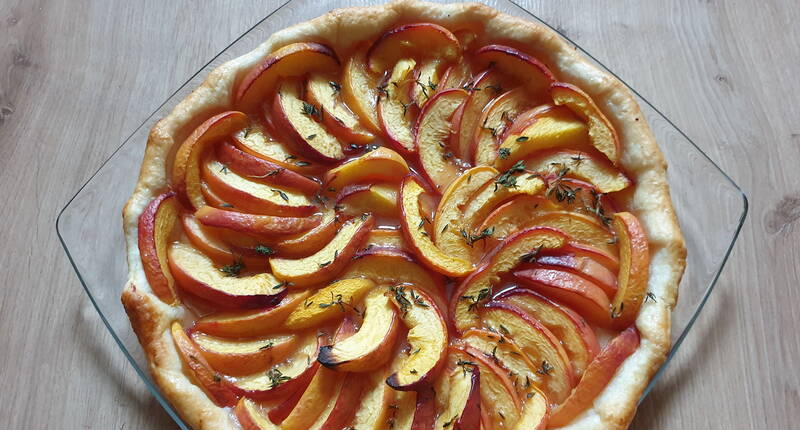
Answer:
121 1 686 429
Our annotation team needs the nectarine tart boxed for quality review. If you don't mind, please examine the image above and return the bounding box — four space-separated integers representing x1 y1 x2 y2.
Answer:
122 1 686 429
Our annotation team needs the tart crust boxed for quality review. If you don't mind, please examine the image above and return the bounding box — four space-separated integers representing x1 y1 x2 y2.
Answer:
121 1 687 428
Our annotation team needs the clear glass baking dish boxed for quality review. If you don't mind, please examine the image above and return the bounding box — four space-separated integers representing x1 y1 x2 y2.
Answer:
56 0 748 428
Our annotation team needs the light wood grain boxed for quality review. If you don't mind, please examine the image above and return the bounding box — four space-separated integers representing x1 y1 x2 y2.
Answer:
0 0 797 428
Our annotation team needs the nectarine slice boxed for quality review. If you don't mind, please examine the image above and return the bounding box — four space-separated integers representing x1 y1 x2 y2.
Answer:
306 73 375 144
399 176 473 277
270 215 374 286
434 366 481 430
195 205 320 236
550 82 621 165
473 45 555 95
319 372 368 430
180 213 266 268
235 42 339 112
471 87 533 166
410 59 445 107
610 212 650 329
452 70 503 161
323 146 409 192
193 290 311 337
532 253 618 297
507 210 617 256
365 228 406 249
234 397 277 429
415 88 469 191
190 331 297 376
138 192 180 304
366 23 459 74
216 141 320 194
285 278 375 330
341 45 381 133
271 210 338 258
439 61 471 91
279 366 343 430
458 345 522 426
336 183 399 217
523 149 630 193
231 124 318 175
378 58 418 154
171 322 239 407
351 369 395 429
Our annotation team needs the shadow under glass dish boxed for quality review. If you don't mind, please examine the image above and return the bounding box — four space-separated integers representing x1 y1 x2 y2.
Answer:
56 1 747 427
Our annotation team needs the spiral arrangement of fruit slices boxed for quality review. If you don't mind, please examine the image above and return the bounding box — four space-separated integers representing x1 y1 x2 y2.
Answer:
137 21 653 429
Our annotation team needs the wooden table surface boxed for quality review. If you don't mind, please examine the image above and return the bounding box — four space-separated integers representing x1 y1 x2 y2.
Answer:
1 0 797 428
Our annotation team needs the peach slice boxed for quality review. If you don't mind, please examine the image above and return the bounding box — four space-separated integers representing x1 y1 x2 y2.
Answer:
202 159 317 217
495 288 600 379
336 183 399 217
378 58 418 154
451 227 568 333
439 61 471 90
168 243 286 309
216 141 320 193
138 192 180 304
565 241 620 273
386 286 448 390
190 331 297 376
523 149 631 193
195 205 320 236
365 228 406 249
323 146 409 191
269 215 374 286
231 332 321 400
351 370 395 429
513 388 549 430
481 302 574 405
550 82 620 165
473 45 555 95
235 397 277 429
529 253 617 297
494 106 590 171
172 110 249 209
366 23 459 74
514 268 613 328
231 124 319 175
452 70 503 160
471 87 533 166
610 212 650 329
271 210 338 258
284 278 374 330
410 59 445 107
434 363 481 430
475 195 559 243
341 45 381 133
340 246 447 311
458 345 522 427
171 322 239 406
318 287 399 371
415 89 469 191
549 327 640 427
411 387 437 430
235 42 339 112
279 366 342 430
503 210 617 256
306 73 375 144
194 290 311 337
272 79 345 162
433 166 498 256
399 176 473 277
319 372 368 430
180 213 266 268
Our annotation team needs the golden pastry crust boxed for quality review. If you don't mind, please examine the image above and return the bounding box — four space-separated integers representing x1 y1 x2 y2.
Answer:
120 1 687 429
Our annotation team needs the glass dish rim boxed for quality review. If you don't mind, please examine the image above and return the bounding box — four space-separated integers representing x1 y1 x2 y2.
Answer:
55 0 749 427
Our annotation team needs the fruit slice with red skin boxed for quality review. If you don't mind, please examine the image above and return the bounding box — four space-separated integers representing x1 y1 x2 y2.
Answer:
433 166 498 255
341 45 381 133
549 327 640 427
378 58 418 154
352 369 395 429
272 79 345 162
610 212 650 329
172 111 249 209
168 243 287 309
318 286 399 371
285 278 375 329
306 73 375 144
475 195 559 243
171 322 239 406
138 192 180 304
481 302 574 404
524 149 631 193
452 227 567 333
323 146 409 191
216 141 320 193
366 23 459 74
473 45 555 95
190 331 297 376
271 210 338 258
202 159 317 217
319 372 368 430
410 60 445 107
235 397 278 429
514 268 613 328
366 228 406 249
269 215 374 286
195 205 320 236
458 345 522 427
434 366 481 430
387 286 448 390
453 70 504 160
231 124 319 175
472 88 534 167
399 176 473 276
194 290 311 337
502 210 617 256
336 183 399 217
494 106 591 171
180 213 267 268
340 246 447 311
410 387 437 430
566 241 620 273
235 42 339 112
439 61 471 90
279 365 343 429
550 82 621 165
513 388 549 430
495 288 600 379
527 253 617 297
414 88 469 191
231 332 321 400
